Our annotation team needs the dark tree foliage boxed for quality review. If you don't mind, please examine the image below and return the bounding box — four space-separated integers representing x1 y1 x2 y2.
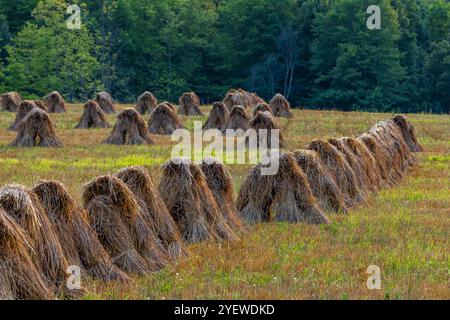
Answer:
0 0 448 113
0 0 39 34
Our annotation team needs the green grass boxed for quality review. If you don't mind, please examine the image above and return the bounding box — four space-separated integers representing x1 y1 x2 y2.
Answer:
0 105 448 299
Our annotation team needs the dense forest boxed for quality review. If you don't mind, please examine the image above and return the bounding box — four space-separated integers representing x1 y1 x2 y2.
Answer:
0 0 449 113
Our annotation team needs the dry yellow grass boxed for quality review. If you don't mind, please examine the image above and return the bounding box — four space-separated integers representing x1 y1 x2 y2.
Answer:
0 104 448 300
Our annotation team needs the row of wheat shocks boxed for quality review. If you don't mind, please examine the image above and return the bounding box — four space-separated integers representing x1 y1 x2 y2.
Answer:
2 90 294 146
237 114 423 224
0 160 246 300
0 114 422 299
5 99 292 147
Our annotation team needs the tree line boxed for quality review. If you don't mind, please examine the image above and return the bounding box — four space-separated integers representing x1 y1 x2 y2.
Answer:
0 0 449 113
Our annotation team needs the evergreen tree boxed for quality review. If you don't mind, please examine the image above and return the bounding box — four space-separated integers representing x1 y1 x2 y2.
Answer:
292 0 332 106
391 0 421 112
310 0 406 111
78 0 126 98
3 0 102 101
425 0 450 43
424 40 450 113
215 0 296 99
0 14 10 62
0 0 38 35
0 0 448 112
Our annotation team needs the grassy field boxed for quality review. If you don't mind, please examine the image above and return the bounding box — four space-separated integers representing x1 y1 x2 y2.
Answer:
0 105 448 300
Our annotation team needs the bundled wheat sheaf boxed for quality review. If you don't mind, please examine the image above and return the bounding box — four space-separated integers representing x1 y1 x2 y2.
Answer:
10 108 63 148
158 159 238 244
9 100 47 131
237 151 330 224
223 89 264 110
115 166 188 261
95 92 116 114
82 176 171 274
328 138 370 196
223 90 245 110
135 91 158 115
225 105 250 132
252 102 273 117
0 208 54 300
75 100 111 129
43 91 66 113
306 140 365 208
354 115 421 187
203 102 229 131
237 114 421 219
270 93 293 118
249 111 285 149
340 137 381 191
160 101 177 112
34 100 48 112
148 103 184 135
178 92 203 116
292 150 347 213
0 185 78 298
358 133 394 186
391 115 423 153
0 92 22 112
200 159 245 232
32 181 129 282
368 121 415 180
103 108 153 145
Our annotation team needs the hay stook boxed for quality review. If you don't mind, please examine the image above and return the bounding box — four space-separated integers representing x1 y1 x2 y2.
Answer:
270 94 293 118
223 89 264 110
136 91 158 115
75 100 111 129
0 208 55 300
0 185 78 298
32 181 130 282
9 100 46 131
225 105 250 132
10 108 63 148
203 102 229 131
223 90 245 111
178 92 203 116
392 115 423 152
43 91 66 113
293 150 348 213
236 152 330 224
160 101 177 112
0 92 22 112
82 176 170 274
252 102 273 117
306 140 365 208
340 137 382 191
95 92 116 114
249 111 285 149
148 103 184 135
158 159 238 244
115 166 188 261
103 109 153 145
328 138 370 195
34 100 48 112
369 120 415 178
200 159 245 232
358 133 393 186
